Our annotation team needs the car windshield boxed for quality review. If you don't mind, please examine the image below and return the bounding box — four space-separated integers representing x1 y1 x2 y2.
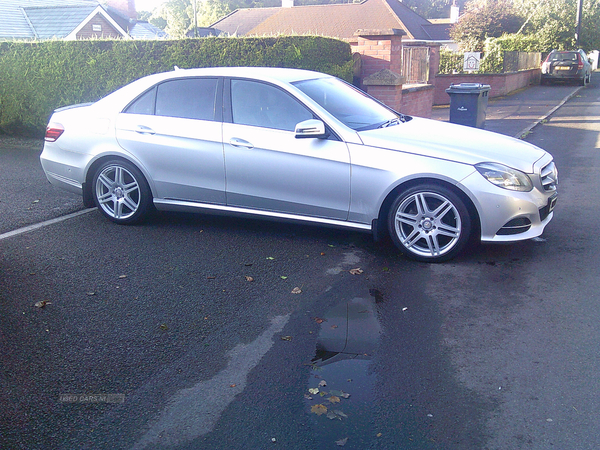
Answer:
293 77 399 131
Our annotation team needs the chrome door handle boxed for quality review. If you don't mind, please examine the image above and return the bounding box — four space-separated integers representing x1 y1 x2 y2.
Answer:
229 138 254 149
135 125 156 135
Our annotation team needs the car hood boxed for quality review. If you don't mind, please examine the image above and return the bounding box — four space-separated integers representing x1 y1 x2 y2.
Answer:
357 117 548 173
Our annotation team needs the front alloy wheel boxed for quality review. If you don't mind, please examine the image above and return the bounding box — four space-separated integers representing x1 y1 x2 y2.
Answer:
93 160 151 224
388 185 471 262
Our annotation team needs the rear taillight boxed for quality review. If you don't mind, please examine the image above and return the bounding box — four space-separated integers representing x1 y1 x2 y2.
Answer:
577 54 584 70
45 123 64 142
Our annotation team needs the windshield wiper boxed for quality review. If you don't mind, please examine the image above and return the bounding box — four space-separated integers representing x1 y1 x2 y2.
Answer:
379 118 401 128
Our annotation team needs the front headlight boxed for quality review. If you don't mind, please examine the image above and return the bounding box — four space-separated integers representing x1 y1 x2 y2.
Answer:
475 162 533 192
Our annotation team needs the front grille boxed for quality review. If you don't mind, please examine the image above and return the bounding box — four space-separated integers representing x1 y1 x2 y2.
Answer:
540 161 558 191
497 217 532 235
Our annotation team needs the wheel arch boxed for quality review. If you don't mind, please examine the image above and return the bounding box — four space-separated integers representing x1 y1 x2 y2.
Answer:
375 177 481 242
83 154 154 208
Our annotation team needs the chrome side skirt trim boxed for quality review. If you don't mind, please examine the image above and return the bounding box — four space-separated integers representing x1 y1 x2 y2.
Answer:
153 198 372 232
46 171 82 190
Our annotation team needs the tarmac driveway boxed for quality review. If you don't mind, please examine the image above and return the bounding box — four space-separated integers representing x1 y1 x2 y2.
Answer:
0 138 84 235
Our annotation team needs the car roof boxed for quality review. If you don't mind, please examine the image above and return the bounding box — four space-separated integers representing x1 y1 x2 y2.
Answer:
148 66 329 85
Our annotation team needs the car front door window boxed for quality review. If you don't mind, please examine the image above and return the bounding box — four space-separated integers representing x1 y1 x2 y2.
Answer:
231 79 313 131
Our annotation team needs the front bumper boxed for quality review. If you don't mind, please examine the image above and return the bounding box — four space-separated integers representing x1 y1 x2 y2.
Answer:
460 170 557 243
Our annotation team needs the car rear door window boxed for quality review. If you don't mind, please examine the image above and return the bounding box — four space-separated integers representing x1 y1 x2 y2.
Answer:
125 78 219 121
156 78 218 121
231 80 313 131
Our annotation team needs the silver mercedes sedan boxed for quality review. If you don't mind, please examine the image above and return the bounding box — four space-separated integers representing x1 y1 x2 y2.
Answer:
40 67 558 262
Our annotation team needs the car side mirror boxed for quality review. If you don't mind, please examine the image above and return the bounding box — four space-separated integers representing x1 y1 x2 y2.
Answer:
295 119 328 139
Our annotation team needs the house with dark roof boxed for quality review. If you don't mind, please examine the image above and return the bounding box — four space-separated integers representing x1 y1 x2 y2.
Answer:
0 0 165 40
211 0 452 45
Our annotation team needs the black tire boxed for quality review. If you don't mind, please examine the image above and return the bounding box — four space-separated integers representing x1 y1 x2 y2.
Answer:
387 184 472 262
92 159 152 224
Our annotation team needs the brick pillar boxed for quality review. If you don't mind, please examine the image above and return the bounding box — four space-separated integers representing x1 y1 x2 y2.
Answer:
428 43 441 83
353 29 405 111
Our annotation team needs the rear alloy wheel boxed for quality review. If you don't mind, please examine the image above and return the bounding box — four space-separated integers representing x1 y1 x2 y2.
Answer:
93 160 151 224
388 184 471 262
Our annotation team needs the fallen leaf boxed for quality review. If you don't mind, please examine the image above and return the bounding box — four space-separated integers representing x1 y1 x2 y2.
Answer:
328 409 348 420
320 252 326 256
330 390 350 399
318 380 327 387
245 276 254 282
376 433 383 437
281 335 293 341
207 276 216 279
159 324 168 330
328 396 340 404
304 394 313 400
266 257 275 260
335 437 348 446
308 388 319 395
230 384 237 388
87 292 95 296
314 317 326 324
118 275 127 279
311 404 328 416
331 325 338 329
349 268 363 275
280 276 288 280
291 287 302 294
34 300 51 308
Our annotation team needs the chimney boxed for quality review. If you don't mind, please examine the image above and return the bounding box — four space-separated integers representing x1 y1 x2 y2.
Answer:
104 0 137 19
282 0 294 7
450 0 459 23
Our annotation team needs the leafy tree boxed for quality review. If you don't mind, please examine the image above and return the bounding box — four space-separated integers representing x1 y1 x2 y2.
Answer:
450 0 524 51
512 0 600 51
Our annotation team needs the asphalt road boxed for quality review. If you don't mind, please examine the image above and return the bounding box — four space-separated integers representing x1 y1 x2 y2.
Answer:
1 77 600 450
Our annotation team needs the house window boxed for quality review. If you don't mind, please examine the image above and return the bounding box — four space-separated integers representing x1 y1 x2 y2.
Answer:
92 24 102 32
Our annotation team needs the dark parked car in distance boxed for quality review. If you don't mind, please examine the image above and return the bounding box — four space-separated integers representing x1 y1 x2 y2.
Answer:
541 49 592 86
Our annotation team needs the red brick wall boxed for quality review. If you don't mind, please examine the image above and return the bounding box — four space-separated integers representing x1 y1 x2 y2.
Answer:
401 85 435 118
433 68 541 105
365 84 403 111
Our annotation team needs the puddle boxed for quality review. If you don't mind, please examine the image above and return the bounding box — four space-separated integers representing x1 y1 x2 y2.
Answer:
304 295 382 447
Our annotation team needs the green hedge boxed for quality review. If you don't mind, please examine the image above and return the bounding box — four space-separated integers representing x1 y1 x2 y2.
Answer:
0 36 353 137
439 34 550 75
